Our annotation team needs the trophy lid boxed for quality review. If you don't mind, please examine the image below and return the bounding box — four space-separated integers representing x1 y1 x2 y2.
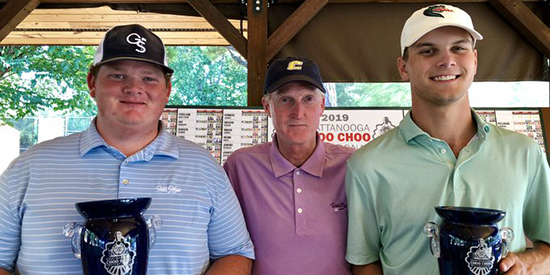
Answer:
76 197 152 219
435 206 506 225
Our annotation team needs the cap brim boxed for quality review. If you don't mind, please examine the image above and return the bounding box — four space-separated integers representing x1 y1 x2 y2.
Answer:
95 56 174 74
265 75 326 94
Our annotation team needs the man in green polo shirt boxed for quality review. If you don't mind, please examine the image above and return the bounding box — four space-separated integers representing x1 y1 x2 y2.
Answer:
345 4 550 275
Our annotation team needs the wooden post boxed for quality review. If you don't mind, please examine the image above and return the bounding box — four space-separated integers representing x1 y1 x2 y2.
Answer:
247 0 268 107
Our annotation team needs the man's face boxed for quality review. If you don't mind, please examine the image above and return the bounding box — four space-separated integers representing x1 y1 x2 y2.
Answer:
263 82 325 148
87 60 171 131
397 26 478 107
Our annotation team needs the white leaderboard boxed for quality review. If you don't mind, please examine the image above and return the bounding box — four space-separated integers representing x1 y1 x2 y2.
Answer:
162 108 545 164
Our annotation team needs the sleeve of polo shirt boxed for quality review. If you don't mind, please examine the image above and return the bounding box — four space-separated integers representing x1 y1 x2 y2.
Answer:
0 165 22 272
345 161 381 265
207 165 255 261
522 147 550 245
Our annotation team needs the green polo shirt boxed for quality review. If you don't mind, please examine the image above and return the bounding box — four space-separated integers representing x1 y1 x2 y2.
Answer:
345 110 550 275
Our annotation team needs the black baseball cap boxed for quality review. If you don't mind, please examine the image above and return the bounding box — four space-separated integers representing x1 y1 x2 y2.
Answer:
264 56 326 94
93 24 173 74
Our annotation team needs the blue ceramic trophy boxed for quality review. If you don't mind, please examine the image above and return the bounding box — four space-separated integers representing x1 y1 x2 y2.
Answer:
424 206 514 275
63 198 162 275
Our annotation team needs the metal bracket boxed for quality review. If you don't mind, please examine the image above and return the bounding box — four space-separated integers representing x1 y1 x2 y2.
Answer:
241 0 278 11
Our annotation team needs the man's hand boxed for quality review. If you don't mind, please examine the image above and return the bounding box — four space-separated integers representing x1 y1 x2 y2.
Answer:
499 242 550 275
0 268 11 275
205 255 252 275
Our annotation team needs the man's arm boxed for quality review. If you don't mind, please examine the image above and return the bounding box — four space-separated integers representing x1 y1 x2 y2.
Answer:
500 242 550 275
205 255 252 275
352 261 383 275
0 268 11 275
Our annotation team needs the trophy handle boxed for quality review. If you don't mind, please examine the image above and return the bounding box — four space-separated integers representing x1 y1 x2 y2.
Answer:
500 227 514 258
63 222 83 259
423 222 441 258
146 215 163 249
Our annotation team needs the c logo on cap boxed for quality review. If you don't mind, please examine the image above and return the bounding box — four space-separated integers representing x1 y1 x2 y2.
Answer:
287 61 303 71
126 33 147 53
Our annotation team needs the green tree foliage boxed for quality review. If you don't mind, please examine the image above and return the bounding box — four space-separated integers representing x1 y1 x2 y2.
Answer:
169 46 247 106
335 82 411 107
0 46 248 128
0 46 97 125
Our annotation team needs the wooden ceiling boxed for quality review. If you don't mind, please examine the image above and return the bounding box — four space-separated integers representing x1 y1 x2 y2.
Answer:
0 5 246 45
1 0 549 107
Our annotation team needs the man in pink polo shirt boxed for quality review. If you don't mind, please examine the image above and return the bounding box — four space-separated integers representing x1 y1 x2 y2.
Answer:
224 56 355 275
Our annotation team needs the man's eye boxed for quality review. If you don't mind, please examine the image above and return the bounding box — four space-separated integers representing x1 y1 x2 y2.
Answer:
419 49 434 55
143 77 158 82
280 97 290 103
453 46 467 52
111 74 125 79
304 96 315 102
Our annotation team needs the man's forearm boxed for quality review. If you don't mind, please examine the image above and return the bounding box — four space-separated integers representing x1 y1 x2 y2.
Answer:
205 255 252 275
352 261 383 275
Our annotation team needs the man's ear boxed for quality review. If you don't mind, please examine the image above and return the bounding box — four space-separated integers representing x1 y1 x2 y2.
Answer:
473 49 478 75
397 57 410 81
262 97 271 118
165 79 172 103
87 72 96 98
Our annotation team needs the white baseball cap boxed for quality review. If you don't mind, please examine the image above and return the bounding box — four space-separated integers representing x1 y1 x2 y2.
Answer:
400 4 483 56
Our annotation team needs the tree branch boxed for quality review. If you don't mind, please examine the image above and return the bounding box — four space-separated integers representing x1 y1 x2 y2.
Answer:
225 46 247 67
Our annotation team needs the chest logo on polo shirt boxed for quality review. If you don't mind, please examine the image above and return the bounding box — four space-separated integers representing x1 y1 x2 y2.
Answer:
465 238 494 275
331 202 347 212
156 184 181 194
100 231 136 275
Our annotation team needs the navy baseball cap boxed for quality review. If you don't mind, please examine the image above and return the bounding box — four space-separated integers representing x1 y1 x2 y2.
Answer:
264 56 326 94
93 24 173 74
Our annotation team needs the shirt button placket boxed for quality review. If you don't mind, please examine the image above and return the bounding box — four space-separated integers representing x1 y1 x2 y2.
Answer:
294 169 306 234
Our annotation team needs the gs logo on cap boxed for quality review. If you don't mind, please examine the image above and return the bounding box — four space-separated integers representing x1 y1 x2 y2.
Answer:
287 60 303 71
126 33 147 53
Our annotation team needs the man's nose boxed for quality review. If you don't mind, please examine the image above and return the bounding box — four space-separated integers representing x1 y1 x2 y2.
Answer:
290 101 305 118
436 51 457 68
123 77 143 95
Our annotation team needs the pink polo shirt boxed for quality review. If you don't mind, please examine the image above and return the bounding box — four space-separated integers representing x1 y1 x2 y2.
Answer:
223 135 355 275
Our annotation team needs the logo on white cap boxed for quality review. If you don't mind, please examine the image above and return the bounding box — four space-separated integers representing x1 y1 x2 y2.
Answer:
423 4 453 18
126 33 147 53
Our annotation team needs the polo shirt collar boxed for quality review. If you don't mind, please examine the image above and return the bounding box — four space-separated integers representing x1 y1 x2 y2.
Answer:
270 133 326 178
399 110 427 143
399 108 491 143
79 118 179 161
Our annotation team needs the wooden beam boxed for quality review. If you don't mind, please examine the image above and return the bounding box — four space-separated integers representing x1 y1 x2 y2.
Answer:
0 30 234 45
267 0 328 61
0 0 542 3
0 0 40 42
0 0 238 3
188 0 247 58
489 0 550 58
247 0 268 106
